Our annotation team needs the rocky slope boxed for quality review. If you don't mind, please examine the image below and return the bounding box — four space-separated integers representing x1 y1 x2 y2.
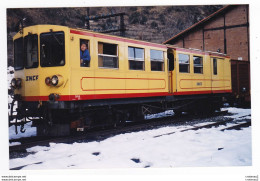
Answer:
6 5 223 66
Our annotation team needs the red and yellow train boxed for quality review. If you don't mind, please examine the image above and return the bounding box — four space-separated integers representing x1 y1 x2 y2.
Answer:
10 25 232 136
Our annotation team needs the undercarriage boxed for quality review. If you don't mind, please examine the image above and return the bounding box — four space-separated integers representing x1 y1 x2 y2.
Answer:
9 94 229 136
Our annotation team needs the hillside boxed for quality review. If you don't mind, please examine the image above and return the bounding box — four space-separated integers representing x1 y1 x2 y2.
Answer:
6 5 223 66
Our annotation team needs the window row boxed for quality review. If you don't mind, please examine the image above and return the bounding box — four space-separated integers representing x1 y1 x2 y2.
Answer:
178 54 204 74
178 54 220 75
81 39 165 71
14 33 165 71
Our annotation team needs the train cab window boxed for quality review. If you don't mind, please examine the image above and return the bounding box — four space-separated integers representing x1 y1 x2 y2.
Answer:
24 34 38 69
14 37 24 70
40 31 65 67
178 54 190 73
150 50 164 71
193 56 203 74
80 39 90 67
213 58 218 75
128 47 145 70
98 42 118 68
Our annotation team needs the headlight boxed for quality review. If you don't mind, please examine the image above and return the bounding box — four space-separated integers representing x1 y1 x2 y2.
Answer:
16 78 22 88
11 78 22 89
51 75 59 86
45 77 51 86
11 78 16 87
50 75 64 87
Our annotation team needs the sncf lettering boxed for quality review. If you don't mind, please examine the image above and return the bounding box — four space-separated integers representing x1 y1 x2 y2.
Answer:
26 75 39 81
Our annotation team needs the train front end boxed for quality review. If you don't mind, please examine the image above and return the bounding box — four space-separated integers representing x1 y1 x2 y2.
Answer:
9 25 70 135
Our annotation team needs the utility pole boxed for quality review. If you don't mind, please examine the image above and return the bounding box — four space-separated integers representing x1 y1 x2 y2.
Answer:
86 8 90 29
85 11 126 37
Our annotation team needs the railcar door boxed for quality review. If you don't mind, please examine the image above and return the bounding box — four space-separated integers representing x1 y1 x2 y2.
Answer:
211 57 217 93
167 49 175 93
211 57 225 93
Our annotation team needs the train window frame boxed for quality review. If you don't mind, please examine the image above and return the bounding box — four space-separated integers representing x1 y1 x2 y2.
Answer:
98 42 119 69
24 34 39 69
80 39 91 67
14 37 24 70
213 58 218 75
150 49 164 71
128 46 145 71
193 56 203 74
178 53 190 73
40 31 65 67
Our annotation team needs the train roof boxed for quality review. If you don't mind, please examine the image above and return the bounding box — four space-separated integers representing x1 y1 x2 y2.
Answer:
15 24 167 49
166 44 230 58
70 26 167 49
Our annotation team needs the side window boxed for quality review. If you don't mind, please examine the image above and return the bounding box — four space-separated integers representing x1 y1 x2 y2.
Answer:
213 58 217 75
193 56 203 74
98 42 118 68
128 47 145 70
178 53 190 73
80 39 90 67
150 50 164 71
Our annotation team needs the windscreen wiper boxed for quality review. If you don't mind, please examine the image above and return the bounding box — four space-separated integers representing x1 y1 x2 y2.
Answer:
41 44 46 58
49 29 63 46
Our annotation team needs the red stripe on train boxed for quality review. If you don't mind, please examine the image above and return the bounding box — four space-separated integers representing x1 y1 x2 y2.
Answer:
22 90 231 102
22 92 171 101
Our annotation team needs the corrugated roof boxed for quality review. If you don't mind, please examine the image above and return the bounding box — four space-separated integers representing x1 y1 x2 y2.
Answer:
163 5 232 44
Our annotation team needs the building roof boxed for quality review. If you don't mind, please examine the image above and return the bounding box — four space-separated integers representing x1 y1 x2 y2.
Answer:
163 5 233 44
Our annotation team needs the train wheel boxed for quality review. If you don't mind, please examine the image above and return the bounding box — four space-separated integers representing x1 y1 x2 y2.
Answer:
129 106 145 122
36 122 70 137
36 109 71 137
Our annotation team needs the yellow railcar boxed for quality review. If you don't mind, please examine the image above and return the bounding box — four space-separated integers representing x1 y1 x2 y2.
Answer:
168 46 231 95
10 25 231 136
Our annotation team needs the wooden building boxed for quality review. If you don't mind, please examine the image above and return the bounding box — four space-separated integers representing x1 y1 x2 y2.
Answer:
164 5 250 103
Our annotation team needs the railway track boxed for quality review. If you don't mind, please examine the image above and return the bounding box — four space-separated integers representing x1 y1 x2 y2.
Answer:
9 110 249 154
153 119 251 138
220 121 251 131
9 116 185 153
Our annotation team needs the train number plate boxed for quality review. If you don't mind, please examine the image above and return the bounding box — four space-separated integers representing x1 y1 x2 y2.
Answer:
197 82 202 86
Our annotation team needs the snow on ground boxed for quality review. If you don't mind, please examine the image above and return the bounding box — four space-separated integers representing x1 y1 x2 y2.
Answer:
7 66 15 106
9 107 251 170
9 142 21 146
221 107 251 120
9 121 36 140
193 122 216 127
146 110 174 119
7 66 14 86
